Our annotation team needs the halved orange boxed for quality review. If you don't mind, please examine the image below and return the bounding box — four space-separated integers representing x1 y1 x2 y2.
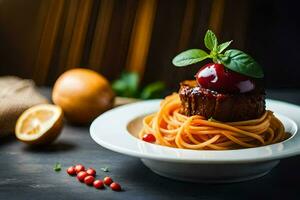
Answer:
15 104 63 145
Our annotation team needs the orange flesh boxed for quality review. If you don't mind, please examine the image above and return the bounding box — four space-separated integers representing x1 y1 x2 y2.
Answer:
19 110 54 135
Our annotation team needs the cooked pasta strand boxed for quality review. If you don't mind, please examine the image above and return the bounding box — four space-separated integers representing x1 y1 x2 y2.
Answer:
139 94 288 150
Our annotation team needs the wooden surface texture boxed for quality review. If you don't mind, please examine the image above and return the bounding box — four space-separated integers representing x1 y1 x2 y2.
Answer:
0 88 300 199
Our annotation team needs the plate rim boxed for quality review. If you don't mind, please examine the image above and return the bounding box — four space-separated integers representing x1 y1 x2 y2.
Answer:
90 98 300 164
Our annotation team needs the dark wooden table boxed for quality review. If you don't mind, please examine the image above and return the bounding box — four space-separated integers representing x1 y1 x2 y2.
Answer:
1 88 300 200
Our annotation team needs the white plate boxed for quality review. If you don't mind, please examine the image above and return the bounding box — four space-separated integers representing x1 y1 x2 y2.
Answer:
90 99 300 183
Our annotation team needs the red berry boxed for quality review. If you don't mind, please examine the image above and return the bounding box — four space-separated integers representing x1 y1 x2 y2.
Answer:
66 166 76 176
103 176 113 186
75 164 85 174
93 180 104 189
77 171 88 182
195 63 255 93
86 168 96 176
110 182 121 191
142 133 156 143
84 175 95 185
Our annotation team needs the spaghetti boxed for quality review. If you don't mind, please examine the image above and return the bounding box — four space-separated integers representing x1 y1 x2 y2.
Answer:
139 93 288 150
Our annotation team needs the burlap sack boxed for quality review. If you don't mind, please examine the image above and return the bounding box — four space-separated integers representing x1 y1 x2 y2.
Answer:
0 76 48 136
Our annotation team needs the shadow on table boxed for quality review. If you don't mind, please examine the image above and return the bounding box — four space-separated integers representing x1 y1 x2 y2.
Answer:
22 141 76 153
0 134 16 145
65 120 90 128
120 158 299 199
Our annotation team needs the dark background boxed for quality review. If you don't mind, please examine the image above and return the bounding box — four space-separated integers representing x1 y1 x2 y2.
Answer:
0 0 299 90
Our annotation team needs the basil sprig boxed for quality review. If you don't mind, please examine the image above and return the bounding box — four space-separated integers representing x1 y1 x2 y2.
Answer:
172 49 209 67
172 30 264 78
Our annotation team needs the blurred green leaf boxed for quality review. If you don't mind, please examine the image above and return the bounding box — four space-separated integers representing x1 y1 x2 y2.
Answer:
112 72 139 98
140 81 166 99
112 72 166 99
100 167 109 172
53 162 61 172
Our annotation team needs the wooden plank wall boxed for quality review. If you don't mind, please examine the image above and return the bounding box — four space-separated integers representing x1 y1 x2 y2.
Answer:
0 0 250 89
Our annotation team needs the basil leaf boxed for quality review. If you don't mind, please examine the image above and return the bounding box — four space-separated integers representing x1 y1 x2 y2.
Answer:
172 49 209 67
217 40 232 53
53 162 61 172
221 49 264 78
100 167 109 172
112 72 139 97
204 30 218 51
140 81 165 99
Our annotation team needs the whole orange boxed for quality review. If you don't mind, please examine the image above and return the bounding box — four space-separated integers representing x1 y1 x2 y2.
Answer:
52 68 115 124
